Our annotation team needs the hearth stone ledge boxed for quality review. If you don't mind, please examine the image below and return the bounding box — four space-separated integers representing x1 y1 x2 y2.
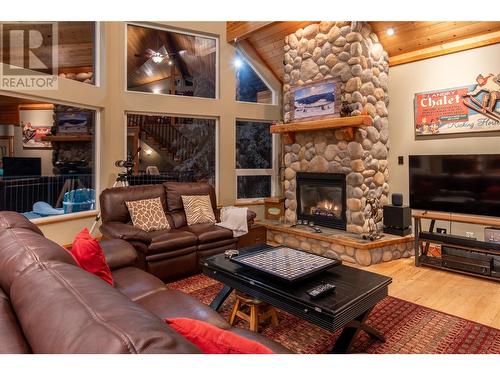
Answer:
266 228 414 267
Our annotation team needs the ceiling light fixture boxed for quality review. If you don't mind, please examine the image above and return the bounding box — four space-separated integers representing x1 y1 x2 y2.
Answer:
386 27 395 36
151 52 164 64
234 57 243 69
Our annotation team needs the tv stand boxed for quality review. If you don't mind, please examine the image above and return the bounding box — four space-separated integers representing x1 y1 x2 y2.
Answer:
413 210 500 281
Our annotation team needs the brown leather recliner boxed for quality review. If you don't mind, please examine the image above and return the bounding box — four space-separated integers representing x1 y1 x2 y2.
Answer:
0 211 289 354
99 182 256 282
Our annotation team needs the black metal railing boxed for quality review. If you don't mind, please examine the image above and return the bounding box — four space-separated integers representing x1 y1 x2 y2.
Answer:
0 174 94 213
127 171 195 186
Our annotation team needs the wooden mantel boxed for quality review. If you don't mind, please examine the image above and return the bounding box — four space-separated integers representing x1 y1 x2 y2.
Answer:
270 115 373 143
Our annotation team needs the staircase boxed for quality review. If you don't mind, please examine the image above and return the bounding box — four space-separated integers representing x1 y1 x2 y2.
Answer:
128 114 195 162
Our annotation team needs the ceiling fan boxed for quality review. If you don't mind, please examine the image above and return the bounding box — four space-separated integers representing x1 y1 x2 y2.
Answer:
135 46 174 65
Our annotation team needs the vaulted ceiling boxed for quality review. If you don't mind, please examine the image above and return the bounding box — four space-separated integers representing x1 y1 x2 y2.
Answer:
227 21 500 82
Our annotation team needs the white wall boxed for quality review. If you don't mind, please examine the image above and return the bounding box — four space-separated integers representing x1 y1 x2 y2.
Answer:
388 44 500 239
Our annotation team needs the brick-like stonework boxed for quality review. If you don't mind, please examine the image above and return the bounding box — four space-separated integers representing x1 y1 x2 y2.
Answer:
282 21 390 234
267 229 414 266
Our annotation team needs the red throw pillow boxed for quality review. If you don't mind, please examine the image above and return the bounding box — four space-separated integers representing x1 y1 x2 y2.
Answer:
71 228 113 285
165 317 274 354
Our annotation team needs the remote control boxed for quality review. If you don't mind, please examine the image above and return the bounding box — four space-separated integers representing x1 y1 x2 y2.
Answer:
306 283 336 299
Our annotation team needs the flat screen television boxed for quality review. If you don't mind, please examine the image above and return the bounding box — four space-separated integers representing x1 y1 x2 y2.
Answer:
409 154 500 217
2 157 42 178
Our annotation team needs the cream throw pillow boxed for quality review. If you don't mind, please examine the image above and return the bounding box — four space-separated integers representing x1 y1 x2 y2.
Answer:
125 197 170 232
181 195 216 225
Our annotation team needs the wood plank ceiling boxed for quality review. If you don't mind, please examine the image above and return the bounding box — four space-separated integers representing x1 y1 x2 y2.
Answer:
227 21 500 82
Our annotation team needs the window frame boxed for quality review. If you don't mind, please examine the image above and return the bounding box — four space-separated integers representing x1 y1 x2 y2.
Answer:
0 92 101 223
234 48 277 106
235 119 278 202
124 22 219 100
123 110 220 201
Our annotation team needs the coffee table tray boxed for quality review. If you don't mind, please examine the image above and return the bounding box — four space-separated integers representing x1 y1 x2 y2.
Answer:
231 245 341 283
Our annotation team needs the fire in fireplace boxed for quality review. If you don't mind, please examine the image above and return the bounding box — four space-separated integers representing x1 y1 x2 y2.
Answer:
296 172 346 230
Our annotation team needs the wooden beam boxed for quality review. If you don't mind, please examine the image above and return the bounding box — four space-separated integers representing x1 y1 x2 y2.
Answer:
227 22 276 43
389 30 500 66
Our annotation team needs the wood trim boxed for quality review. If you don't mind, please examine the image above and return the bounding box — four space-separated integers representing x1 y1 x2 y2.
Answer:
262 221 414 250
270 115 373 134
389 30 500 66
412 210 500 227
235 199 265 206
41 135 92 142
18 103 54 111
227 22 276 43
31 210 98 225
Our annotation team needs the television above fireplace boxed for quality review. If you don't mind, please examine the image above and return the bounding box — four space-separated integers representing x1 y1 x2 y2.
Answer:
296 172 346 230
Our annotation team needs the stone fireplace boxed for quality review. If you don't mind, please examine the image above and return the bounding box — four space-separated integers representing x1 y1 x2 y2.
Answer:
296 172 346 230
282 21 390 234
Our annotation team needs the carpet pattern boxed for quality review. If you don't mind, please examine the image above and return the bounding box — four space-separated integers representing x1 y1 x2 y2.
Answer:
167 274 500 354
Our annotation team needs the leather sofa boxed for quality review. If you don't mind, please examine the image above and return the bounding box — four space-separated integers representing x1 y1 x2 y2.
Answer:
99 182 255 282
0 211 288 354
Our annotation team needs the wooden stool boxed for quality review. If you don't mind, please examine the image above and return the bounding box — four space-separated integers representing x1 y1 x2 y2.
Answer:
229 291 279 332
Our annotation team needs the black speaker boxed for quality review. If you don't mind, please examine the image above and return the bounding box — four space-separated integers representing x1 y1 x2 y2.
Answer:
383 205 411 236
392 193 403 206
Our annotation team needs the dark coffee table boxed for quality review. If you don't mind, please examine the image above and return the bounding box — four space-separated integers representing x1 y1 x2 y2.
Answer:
201 244 392 353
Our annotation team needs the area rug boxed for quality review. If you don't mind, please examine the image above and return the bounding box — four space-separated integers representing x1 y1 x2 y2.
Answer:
167 274 500 354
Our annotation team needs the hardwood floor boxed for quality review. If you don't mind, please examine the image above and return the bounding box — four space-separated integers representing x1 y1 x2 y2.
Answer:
357 257 500 329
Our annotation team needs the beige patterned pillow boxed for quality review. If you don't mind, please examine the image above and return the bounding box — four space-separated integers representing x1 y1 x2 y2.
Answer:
125 197 170 232
181 195 216 225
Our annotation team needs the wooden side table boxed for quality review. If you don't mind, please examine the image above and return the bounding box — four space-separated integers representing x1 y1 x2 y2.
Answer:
237 224 267 249
229 291 279 332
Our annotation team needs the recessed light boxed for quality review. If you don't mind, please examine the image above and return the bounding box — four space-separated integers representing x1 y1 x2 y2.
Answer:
387 27 395 36
234 57 243 69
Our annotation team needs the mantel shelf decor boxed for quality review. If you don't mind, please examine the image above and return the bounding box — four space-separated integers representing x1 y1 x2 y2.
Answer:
270 115 373 143
41 135 92 142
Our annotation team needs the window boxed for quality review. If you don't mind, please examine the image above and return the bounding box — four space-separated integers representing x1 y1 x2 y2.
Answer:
236 120 275 199
126 113 216 186
0 94 97 218
0 22 98 85
235 51 273 104
126 24 217 98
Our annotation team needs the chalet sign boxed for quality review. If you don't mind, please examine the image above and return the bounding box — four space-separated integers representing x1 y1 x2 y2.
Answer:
414 73 500 136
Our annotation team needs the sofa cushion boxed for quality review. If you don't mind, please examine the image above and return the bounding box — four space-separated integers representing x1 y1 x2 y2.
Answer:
135 288 231 329
181 195 216 225
0 288 31 354
186 223 233 244
164 182 217 212
112 267 168 302
148 229 198 254
71 228 113 285
165 317 274 354
100 184 167 224
126 197 171 232
0 214 77 294
10 262 201 354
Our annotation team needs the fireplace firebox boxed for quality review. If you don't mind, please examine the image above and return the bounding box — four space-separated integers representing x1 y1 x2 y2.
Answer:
296 172 347 230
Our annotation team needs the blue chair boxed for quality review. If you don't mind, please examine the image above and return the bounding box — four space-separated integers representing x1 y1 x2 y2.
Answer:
63 188 96 213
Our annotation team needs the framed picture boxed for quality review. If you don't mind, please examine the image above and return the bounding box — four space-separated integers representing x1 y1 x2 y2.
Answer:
56 111 91 134
22 122 52 149
290 79 341 122
414 73 500 137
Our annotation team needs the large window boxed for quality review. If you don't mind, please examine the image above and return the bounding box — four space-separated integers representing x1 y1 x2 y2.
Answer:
126 24 217 98
0 94 97 219
236 120 275 199
126 113 216 186
0 22 98 85
235 51 273 104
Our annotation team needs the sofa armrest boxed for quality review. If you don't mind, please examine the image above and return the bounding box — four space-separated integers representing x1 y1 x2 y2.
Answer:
247 209 256 226
100 239 138 271
99 222 152 245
